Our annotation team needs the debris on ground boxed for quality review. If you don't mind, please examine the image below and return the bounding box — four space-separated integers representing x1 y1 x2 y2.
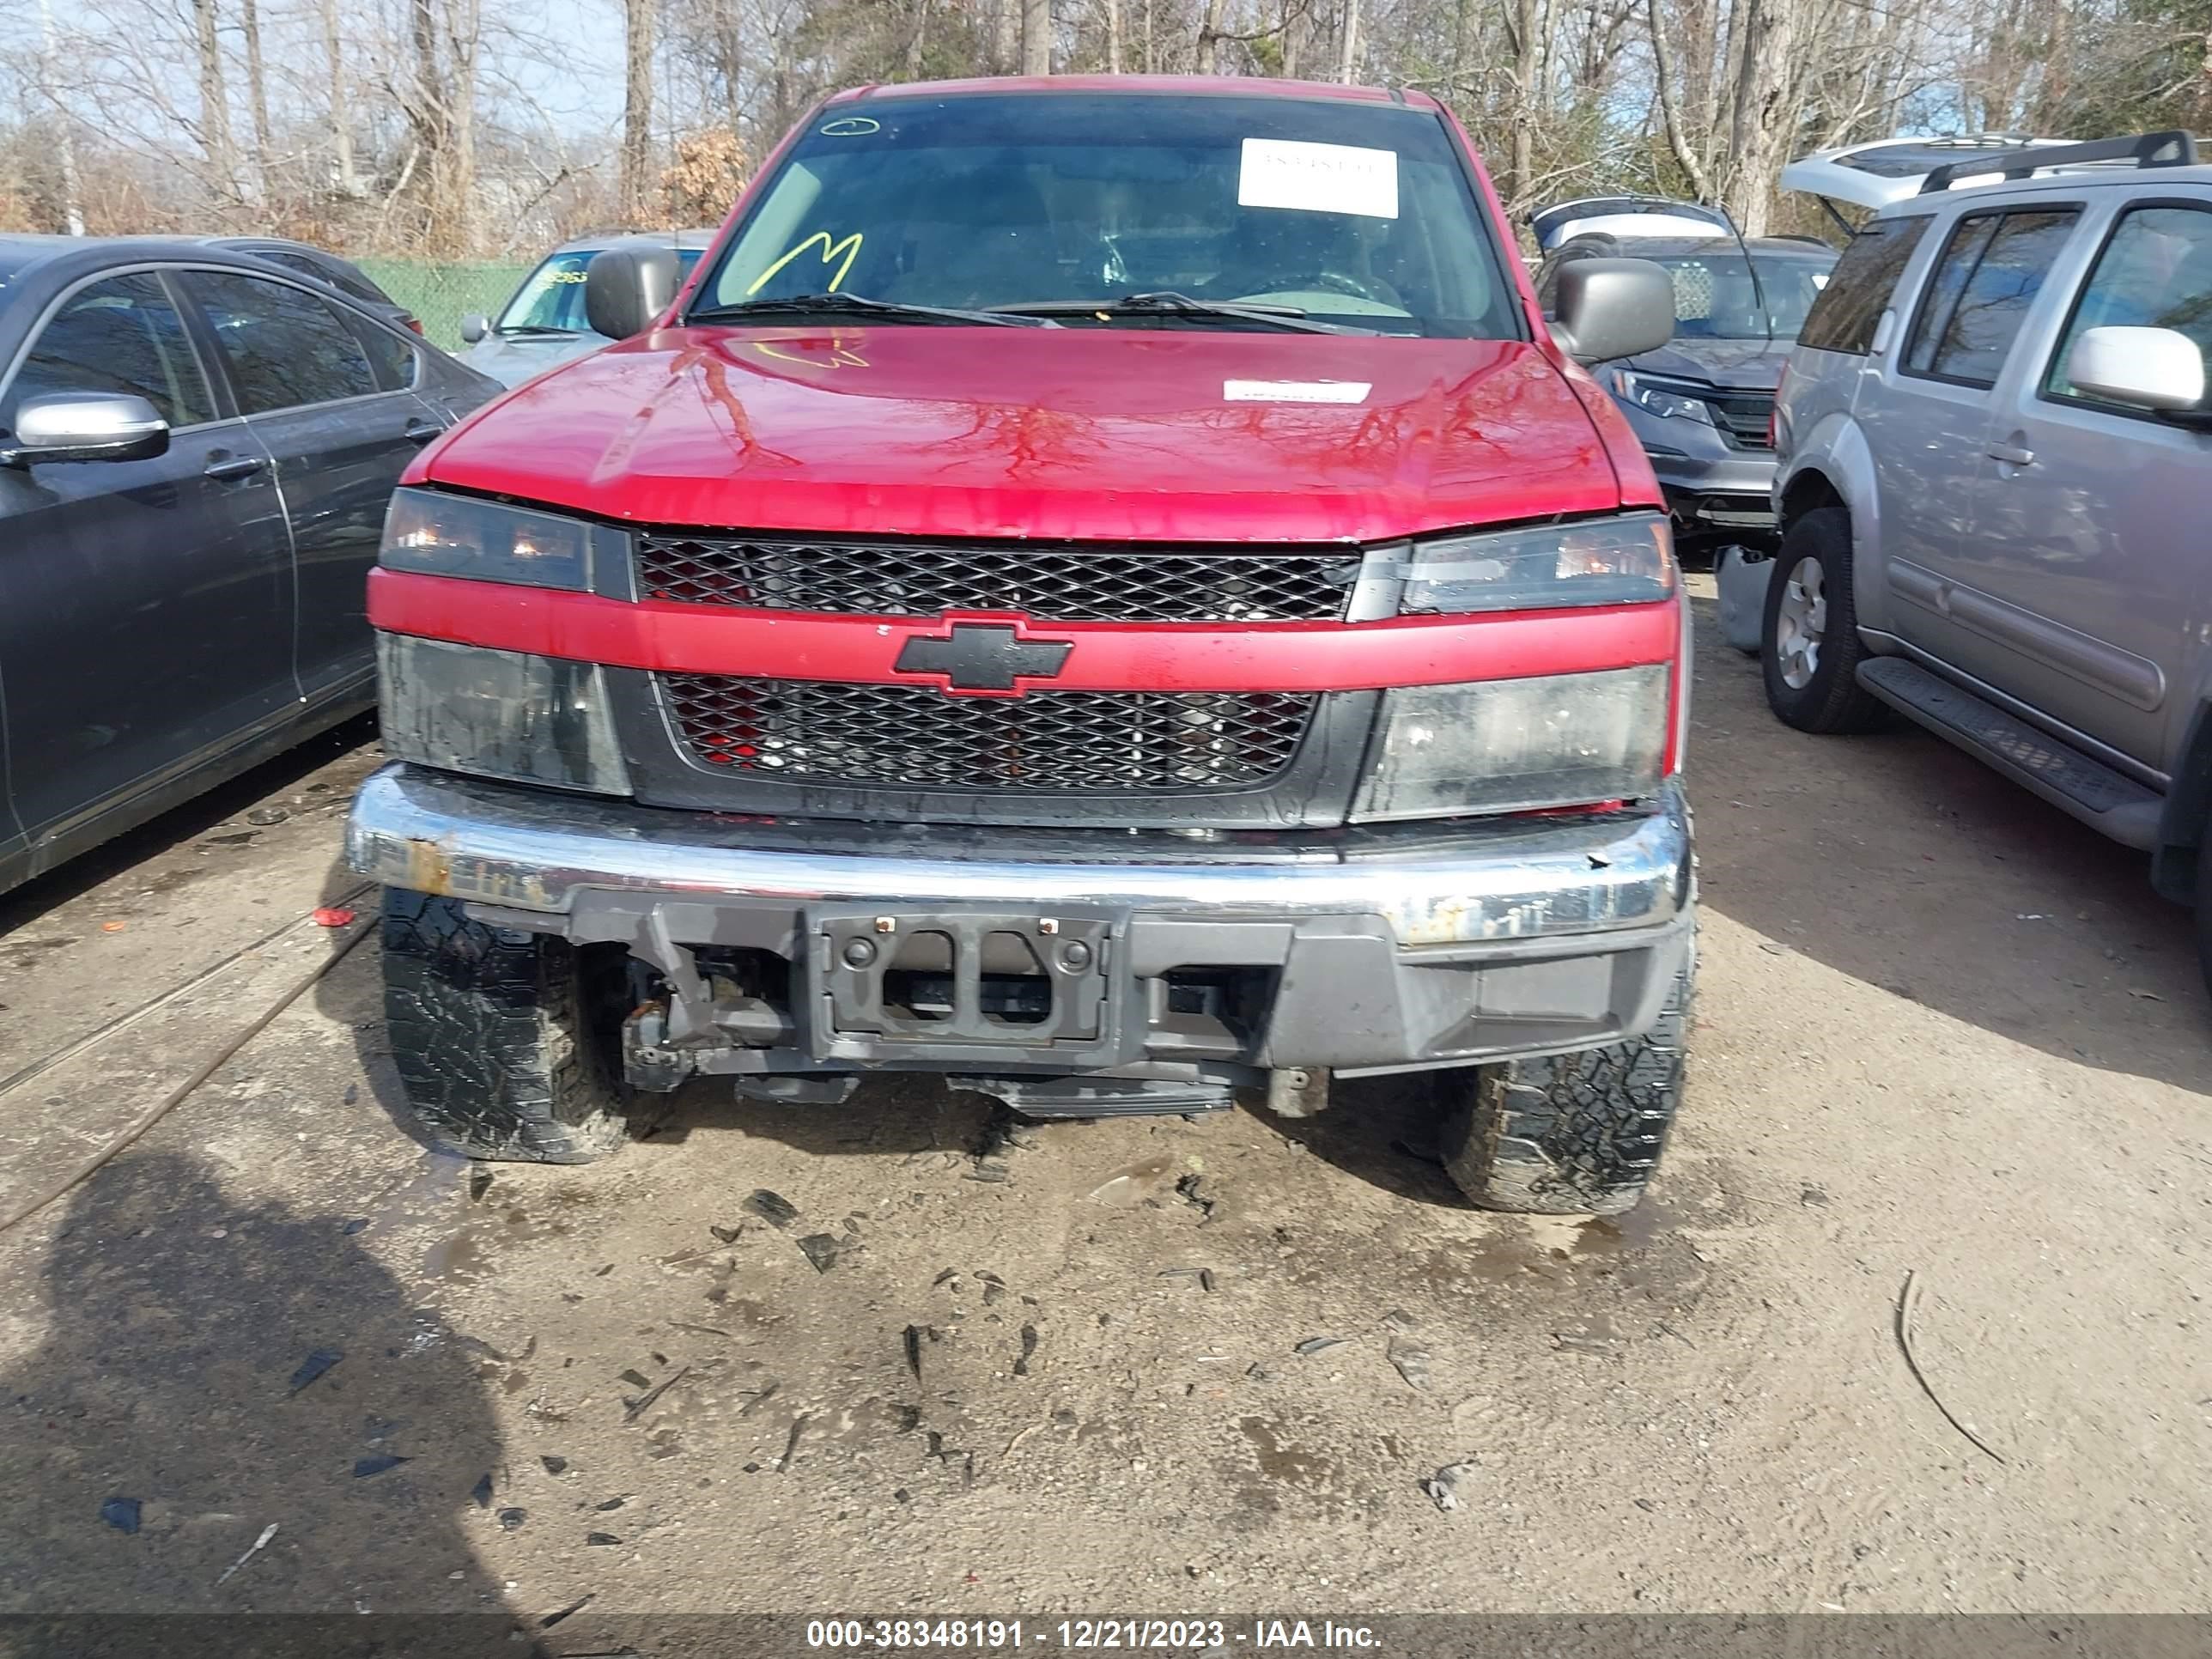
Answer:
468 1167 493 1202
708 1223 744 1243
744 1190 800 1229
1013 1324 1039 1376
902 1326 926 1381
340 1218 368 1235
1294 1336 1349 1357
352 1455 409 1479
309 906 356 927
966 1161 1012 1183
1895 1269 2007 1463
100 1498 141 1534
623 1366 692 1425
497 1508 527 1531
594 1497 626 1512
471 1474 493 1509
216 1522 279 1585
1387 1339 1434 1392
796 1233 842 1272
1175 1172 1215 1221
1424 1462 1476 1512
286 1347 343 1395
1199 1268 1218 1293
586 1531 622 1546
245 807 289 826
539 1594 594 1631
777 1414 810 1472
540 1455 568 1475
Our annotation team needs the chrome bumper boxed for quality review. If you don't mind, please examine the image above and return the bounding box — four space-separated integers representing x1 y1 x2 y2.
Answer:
346 764 1692 949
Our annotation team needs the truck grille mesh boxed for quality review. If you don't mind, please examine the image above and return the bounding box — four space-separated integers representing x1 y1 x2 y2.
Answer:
662 676 1315 793
636 535 1358 623
1708 391 1775 450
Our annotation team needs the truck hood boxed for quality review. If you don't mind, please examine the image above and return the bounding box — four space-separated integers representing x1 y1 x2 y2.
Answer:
1622 337 1790 392
421 325 1626 543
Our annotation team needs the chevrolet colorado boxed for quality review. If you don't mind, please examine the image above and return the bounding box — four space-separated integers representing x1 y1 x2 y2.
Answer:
346 76 1695 1214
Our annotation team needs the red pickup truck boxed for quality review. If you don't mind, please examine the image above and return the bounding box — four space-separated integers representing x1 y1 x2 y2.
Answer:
347 76 1693 1214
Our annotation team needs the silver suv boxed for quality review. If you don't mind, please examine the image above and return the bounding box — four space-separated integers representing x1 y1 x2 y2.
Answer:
1766 132 2212 981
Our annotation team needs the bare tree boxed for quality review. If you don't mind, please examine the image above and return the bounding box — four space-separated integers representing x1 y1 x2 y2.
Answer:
1337 0 1358 82
319 0 360 196
240 0 272 201
1022 0 1053 70
189 0 235 205
623 0 658 219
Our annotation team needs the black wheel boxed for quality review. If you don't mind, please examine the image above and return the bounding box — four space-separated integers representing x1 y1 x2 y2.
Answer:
1437 960 1692 1215
380 887 632 1163
1762 506 1887 733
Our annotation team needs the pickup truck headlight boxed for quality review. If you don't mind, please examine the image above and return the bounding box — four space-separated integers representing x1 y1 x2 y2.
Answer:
380 487 604 591
1351 665 1669 822
1611 370 1714 425
379 635 631 795
1400 514 1672 615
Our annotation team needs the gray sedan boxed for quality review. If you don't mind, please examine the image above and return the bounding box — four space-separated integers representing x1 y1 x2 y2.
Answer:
0 236 501 895
459 230 715 386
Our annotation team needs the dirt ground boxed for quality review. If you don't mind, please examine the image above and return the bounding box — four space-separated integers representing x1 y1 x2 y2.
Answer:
3 578 2209 1636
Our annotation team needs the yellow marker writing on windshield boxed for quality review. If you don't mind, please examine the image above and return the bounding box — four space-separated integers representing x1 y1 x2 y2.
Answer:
747 231 865 296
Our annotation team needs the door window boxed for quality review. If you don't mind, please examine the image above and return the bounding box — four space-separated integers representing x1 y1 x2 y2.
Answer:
1905 209 2079 386
181 270 380 413
1797 215 1930 354
2045 204 2212 407
3 271 216 430
353 321 422 391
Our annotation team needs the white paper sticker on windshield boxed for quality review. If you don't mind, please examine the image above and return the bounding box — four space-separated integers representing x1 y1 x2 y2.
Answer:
1224 380 1372 404
1237 139 1399 220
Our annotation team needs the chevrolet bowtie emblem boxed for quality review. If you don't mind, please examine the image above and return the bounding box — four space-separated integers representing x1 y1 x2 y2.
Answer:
893 623 1074 695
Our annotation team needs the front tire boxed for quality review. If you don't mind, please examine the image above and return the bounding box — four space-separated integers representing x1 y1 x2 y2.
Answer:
1762 507 1886 734
380 888 633 1163
1436 961 1692 1215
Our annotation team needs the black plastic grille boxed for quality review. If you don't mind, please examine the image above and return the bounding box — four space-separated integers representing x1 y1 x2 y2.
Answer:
662 676 1315 793
636 535 1358 623
1709 391 1775 450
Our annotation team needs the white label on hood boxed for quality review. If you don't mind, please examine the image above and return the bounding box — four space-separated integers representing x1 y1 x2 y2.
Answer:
1224 380 1372 404
1237 139 1399 219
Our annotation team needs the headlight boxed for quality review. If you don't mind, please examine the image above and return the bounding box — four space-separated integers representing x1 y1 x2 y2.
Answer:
380 635 631 796
1612 370 1714 425
1351 666 1669 822
380 487 605 591
1399 514 1673 615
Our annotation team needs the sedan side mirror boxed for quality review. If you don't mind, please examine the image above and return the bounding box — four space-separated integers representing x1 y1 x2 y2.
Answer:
584 246 682 341
1549 258 1675 366
0 392 170 467
458 313 490 344
2067 325 2206 414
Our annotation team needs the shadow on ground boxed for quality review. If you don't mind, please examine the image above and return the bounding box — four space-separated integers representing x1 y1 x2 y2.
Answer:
0 1149 536 1656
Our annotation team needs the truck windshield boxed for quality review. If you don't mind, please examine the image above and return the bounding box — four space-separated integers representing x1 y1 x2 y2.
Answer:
694 92 1519 339
500 246 705 334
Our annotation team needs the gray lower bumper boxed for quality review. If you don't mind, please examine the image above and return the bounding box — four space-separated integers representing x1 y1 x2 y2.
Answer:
348 764 1696 1078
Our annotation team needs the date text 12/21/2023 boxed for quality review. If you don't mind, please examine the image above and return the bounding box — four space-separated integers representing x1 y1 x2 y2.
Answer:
805 1621 1382 1650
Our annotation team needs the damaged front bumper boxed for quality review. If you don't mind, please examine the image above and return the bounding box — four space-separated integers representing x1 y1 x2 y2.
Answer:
347 763 1695 1091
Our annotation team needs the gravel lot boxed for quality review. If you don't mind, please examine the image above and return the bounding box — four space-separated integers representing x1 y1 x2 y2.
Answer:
3 579 2208 1637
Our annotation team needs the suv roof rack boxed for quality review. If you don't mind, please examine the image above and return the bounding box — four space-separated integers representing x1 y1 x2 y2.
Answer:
1919 130 2197 193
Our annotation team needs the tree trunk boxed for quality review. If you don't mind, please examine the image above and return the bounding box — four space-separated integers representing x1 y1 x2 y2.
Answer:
1282 0 1302 76
190 0 235 205
1195 0 1229 72
1723 0 1802 235
1021 0 1051 71
994 0 1020 70
1508 0 1550 205
319 0 359 196
906 0 931 76
241 0 273 203
35 0 86 234
1142 0 1154 70
1337 0 1359 82
1105 0 1121 71
1648 0 1713 200
623 0 658 222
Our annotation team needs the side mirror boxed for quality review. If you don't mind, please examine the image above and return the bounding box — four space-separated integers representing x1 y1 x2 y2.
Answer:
458 313 489 344
2067 325 2206 413
584 246 682 341
1549 258 1675 366
0 392 170 467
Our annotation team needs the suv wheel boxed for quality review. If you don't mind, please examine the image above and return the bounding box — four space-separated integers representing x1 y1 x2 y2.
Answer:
1435 959 1692 1216
1761 506 1886 733
380 888 634 1163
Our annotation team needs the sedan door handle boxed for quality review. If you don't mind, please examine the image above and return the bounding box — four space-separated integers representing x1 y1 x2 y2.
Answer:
1985 442 2036 466
404 417 447 445
203 454 266 482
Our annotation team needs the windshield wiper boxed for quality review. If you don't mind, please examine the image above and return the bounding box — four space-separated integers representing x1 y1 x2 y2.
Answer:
688 293 1049 328
496 325 580 337
993 291 1370 335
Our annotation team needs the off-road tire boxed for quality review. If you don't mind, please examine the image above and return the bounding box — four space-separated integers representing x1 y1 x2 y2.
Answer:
1437 962 1693 1215
1762 506 1887 734
380 887 632 1163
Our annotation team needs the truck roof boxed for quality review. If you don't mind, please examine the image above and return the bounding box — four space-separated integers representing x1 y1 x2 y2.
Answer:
824 75 1442 112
